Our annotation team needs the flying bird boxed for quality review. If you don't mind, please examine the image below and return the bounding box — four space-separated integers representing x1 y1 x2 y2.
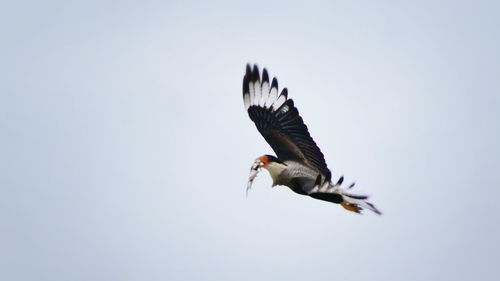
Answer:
243 64 380 214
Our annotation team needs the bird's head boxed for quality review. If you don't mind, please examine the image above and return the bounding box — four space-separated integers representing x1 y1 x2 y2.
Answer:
258 155 287 179
246 155 287 195
257 154 280 167
253 155 286 170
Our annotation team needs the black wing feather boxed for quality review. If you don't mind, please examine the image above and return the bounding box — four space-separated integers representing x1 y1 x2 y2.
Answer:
243 64 331 180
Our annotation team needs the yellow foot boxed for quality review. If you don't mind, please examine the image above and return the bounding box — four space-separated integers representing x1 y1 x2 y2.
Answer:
341 202 361 213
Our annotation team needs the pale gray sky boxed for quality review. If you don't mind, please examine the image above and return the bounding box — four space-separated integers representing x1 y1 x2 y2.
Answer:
1 1 499 280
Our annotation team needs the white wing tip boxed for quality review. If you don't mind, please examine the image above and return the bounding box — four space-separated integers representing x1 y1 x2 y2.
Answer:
243 64 288 112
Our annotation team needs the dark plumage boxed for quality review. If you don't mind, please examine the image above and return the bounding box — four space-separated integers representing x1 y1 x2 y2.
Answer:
244 65 332 181
243 64 380 215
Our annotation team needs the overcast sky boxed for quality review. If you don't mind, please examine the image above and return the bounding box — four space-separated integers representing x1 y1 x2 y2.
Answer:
1 1 499 280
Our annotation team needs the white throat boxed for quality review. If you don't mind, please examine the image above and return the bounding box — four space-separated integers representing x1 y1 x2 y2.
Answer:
263 162 288 185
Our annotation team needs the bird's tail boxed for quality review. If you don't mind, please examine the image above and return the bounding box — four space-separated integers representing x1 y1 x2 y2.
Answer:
340 192 381 215
310 175 381 215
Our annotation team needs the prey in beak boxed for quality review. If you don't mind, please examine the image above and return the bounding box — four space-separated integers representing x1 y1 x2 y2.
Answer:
246 158 264 196
246 155 287 196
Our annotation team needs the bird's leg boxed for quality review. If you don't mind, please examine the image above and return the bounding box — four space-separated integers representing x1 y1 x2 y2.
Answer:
341 201 361 213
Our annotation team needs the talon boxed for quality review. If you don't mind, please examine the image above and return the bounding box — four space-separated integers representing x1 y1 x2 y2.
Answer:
341 202 361 213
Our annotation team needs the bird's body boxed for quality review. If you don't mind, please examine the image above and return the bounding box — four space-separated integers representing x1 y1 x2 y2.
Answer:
243 64 381 214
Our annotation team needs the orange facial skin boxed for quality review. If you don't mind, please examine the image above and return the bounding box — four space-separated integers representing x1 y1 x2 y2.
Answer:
259 155 270 166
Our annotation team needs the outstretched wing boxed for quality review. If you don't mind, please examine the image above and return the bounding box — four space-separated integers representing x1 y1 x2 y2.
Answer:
242 64 332 181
